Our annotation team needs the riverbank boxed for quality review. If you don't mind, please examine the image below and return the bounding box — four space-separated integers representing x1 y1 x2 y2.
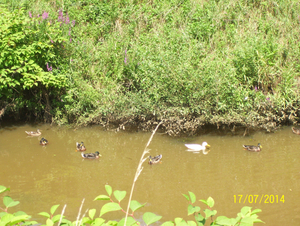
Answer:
1 0 300 135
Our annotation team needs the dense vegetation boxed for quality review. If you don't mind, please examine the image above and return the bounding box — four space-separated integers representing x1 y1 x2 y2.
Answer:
1 0 300 135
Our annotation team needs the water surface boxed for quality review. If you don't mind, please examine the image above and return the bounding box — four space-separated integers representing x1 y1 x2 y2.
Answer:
0 124 299 224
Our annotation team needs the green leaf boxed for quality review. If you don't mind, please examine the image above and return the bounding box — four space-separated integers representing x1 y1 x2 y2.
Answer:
38 212 51 218
174 218 186 225
187 204 200 215
10 215 31 225
182 194 189 201
203 209 217 219
94 195 110 201
14 211 28 216
105 185 112 196
113 190 126 202
46 218 54 226
3 196 20 208
251 208 262 215
52 214 62 223
0 186 9 194
100 203 122 217
50 204 60 215
188 192 196 204
91 217 105 226
199 199 207 205
130 200 146 212
195 213 205 226
215 216 237 225
161 221 175 226
117 217 137 226
143 212 162 225
187 221 197 226
89 209 96 219
206 197 214 208
240 206 252 217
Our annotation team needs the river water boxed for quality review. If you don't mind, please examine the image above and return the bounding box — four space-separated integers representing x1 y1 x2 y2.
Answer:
0 123 299 225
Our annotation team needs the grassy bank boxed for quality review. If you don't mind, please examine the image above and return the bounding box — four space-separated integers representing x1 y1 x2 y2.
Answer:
1 0 300 135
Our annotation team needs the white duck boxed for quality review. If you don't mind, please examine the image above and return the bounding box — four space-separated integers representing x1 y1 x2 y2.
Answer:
185 142 211 154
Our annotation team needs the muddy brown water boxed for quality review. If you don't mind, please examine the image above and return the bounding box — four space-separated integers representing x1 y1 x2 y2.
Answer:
0 123 299 225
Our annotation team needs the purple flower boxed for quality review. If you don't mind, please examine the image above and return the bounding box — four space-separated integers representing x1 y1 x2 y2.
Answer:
255 86 258 91
70 38 72 42
266 97 270 101
50 40 54 43
124 57 127 64
29 11 32 18
58 9 63 22
42 11 49 20
37 14 40 17
46 63 52 71
72 20 75 26
124 49 128 64
68 28 71 36
65 13 70 24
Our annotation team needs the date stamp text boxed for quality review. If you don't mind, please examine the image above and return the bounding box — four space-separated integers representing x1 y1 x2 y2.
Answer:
234 195 285 204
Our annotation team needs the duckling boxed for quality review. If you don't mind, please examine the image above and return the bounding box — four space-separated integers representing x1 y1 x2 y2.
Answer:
81 151 101 159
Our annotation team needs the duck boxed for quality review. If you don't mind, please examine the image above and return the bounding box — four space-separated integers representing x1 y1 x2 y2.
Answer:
185 142 211 152
25 129 41 136
76 142 86 152
40 138 48 146
148 154 162 165
81 151 101 159
292 127 300 135
242 143 262 152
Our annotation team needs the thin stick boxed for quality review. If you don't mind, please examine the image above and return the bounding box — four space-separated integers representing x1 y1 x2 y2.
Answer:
76 198 85 226
58 204 67 226
124 121 163 226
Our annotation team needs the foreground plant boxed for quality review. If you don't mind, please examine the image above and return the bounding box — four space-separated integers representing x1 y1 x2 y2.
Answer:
0 185 37 226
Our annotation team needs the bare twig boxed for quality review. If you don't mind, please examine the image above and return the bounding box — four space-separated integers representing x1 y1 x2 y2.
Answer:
124 121 163 225
57 204 67 226
76 198 85 226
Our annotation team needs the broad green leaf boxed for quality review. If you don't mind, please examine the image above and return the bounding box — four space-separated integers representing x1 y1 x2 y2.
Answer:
91 217 105 226
0 185 9 194
174 218 185 225
203 209 217 219
3 196 20 208
199 199 207 205
251 208 262 215
105 185 112 196
38 212 51 218
215 216 237 225
161 221 175 226
143 212 162 225
188 192 196 204
240 216 254 225
94 195 110 201
10 215 31 225
207 197 214 208
240 206 252 217
46 218 54 226
81 217 91 224
50 204 60 215
52 214 62 223
194 213 205 226
113 190 126 202
89 209 96 219
100 202 122 217
14 211 28 216
130 200 146 212
187 204 200 215
182 194 189 201
117 217 137 226
187 221 197 226
1 213 14 224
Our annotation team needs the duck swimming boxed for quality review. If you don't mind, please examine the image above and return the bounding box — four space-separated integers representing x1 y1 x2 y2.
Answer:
242 143 262 152
40 138 48 146
292 127 300 135
148 154 162 165
185 142 211 153
81 151 101 159
76 142 86 152
25 129 41 136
